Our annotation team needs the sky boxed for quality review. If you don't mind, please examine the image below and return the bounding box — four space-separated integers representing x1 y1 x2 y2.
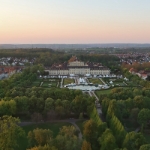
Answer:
0 0 150 44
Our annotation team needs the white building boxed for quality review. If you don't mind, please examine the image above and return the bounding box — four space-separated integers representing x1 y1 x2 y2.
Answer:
45 56 110 76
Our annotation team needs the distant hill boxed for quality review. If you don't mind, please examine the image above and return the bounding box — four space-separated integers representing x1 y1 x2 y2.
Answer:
0 43 150 49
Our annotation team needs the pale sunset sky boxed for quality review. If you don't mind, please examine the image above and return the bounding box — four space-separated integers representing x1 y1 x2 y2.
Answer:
0 0 150 44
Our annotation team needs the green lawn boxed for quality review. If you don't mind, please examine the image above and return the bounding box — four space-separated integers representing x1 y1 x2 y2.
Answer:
31 81 41 86
125 81 139 86
63 78 75 85
18 122 71 150
95 89 112 96
42 81 57 87
88 78 103 84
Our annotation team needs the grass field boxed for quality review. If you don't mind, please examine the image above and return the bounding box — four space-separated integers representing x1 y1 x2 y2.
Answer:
31 81 41 86
63 78 75 85
95 89 112 97
18 122 71 150
125 81 139 86
88 78 104 84
42 81 57 87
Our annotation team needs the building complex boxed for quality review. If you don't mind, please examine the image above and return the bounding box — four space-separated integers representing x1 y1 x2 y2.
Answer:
45 56 110 76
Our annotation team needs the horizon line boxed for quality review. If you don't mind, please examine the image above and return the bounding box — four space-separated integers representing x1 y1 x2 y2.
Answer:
1 43 150 45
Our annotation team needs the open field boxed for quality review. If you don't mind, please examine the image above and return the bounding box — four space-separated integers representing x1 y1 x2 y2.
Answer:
18 122 71 150
88 78 103 84
63 78 75 85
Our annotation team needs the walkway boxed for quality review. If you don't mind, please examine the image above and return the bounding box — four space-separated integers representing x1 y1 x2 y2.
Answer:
60 78 63 88
40 82 43 86
88 91 102 115
91 91 102 114
99 78 105 85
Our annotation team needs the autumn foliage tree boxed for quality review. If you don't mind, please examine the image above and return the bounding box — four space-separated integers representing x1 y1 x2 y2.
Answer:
0 115 25 150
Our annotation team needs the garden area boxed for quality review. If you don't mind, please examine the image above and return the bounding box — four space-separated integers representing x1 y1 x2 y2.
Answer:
102 77 139 87
88 78 104 85
31 78 61 88
125 81 139 87
95 89 112 97
63 78 75 85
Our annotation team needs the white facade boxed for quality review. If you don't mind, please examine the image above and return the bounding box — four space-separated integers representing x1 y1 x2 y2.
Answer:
46 59 110 76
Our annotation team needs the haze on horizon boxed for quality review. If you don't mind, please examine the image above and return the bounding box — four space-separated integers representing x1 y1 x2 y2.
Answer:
0 0 150 44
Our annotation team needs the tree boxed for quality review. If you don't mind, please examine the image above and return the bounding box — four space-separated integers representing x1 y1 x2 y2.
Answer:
0 100 16 115
81 140 92 150
72 95 88 115
134 96 145 109
28 128 53 147
0 115 25 150
98 129 117 150
79 113 83 119
59 125 77 138
139 144 150 150
138 108 150 129
83 119 98 141
130 108 140 126
125 98 134 111
102 98 110 116
83 119 98 149
110 115 126 147
31 112 43 124
14 96 29 114
133 89 142 97
106 100 120 123
27 145 58 150
55 106 65 118
53 126 81 150
123 131 146 150
44 98 54 112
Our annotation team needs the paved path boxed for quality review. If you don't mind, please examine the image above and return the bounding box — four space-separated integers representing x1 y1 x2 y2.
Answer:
135 127 140 132
88 91 102 115
69 120 82 139
19 119 83 140
40 82 43 86
92 91 102 115
99 78 105 84
60 78 63 88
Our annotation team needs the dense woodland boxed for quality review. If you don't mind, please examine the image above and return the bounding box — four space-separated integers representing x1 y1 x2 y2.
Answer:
0 49 150 150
